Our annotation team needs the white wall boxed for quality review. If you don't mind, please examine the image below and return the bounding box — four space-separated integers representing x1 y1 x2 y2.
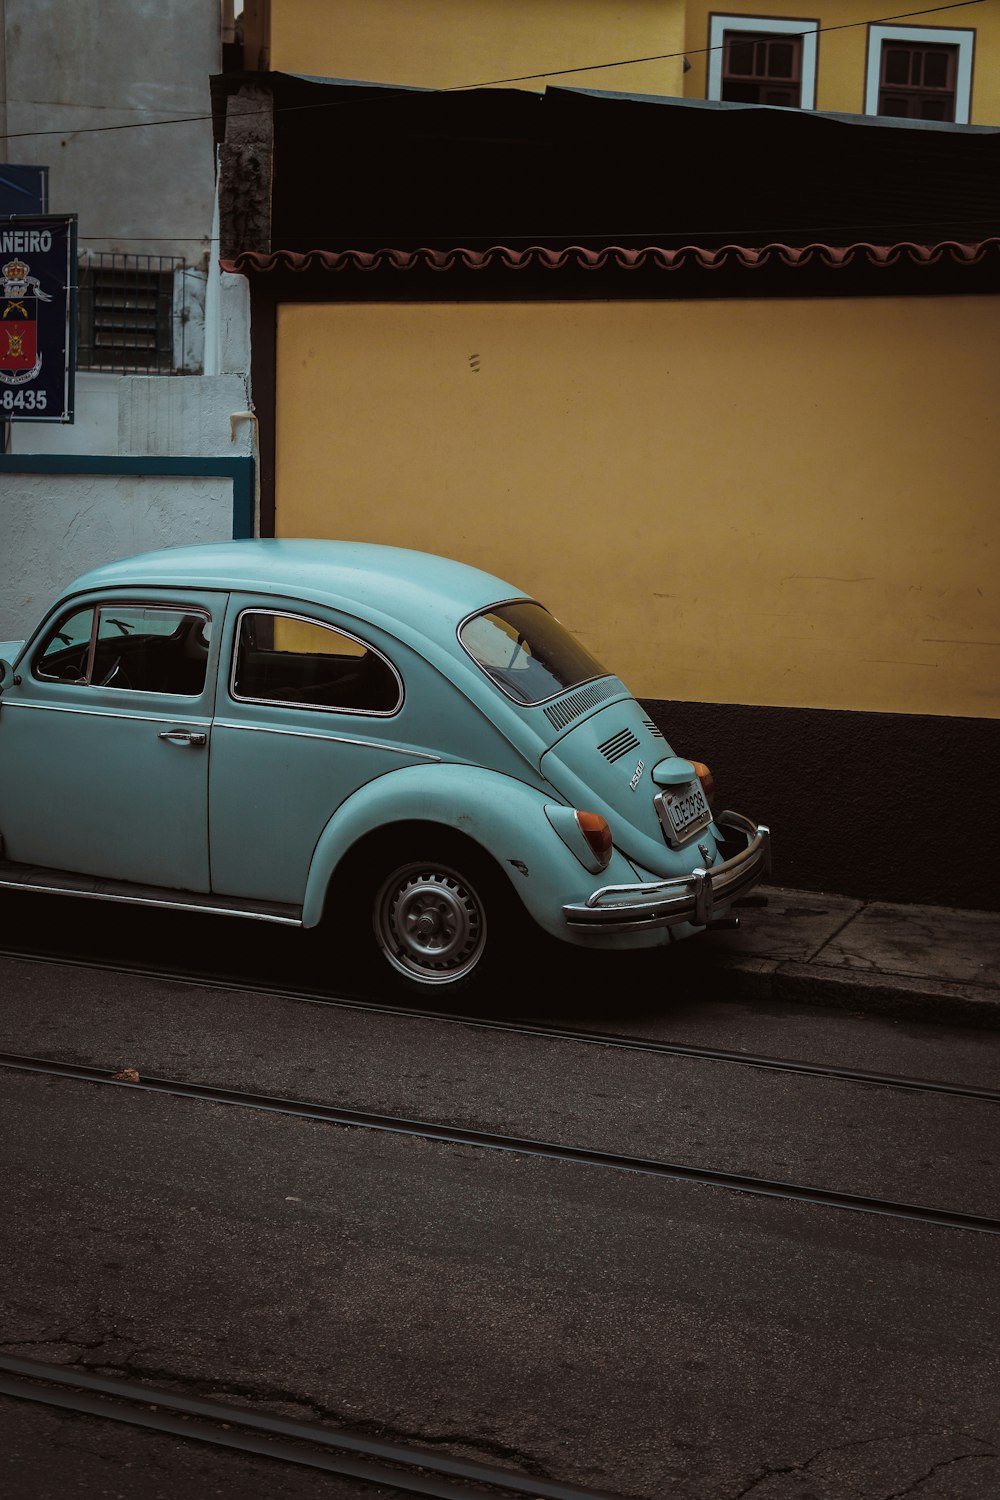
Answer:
12 371 254 459
2 257 255 634
0 473 237 641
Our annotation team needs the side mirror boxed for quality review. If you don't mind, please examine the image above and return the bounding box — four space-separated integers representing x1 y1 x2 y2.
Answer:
0 659 14 694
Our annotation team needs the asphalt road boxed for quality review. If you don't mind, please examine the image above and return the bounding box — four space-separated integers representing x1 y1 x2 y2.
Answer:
1 912 999 1499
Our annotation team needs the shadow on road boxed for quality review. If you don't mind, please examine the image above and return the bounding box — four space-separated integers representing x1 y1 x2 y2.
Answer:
0 886 725 1034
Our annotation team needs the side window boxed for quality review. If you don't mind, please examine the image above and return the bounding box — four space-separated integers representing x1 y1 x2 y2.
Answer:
865 26 974 123
34 604 211 695
721 30 803 107
34 607 96 683
91 607 211 695
707 15 819 111
232 611 401 715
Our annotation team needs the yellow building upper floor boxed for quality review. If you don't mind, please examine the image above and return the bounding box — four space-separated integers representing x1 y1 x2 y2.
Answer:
684 2 998 126
248 0 689 96
245 0 999 127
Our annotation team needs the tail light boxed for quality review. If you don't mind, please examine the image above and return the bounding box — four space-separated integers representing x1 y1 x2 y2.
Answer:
691 761 715 803
575 810 613 868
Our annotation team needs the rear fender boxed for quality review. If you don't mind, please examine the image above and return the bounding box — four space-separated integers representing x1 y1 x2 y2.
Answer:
301 762 638 933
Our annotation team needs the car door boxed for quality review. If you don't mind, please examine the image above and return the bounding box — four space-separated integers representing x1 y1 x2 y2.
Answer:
0 590 222 892
209 596 427 905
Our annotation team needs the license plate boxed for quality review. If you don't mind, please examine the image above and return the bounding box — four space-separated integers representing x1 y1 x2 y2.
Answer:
655 780 711 847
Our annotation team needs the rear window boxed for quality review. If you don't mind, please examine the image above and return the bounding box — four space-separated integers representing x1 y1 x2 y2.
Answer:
459 601 608 706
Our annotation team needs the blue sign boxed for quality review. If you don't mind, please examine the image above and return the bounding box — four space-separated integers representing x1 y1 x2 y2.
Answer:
0 214 76 422
0 165 48 216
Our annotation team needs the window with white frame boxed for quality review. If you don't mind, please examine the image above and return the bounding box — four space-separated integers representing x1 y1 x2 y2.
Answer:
865 26 974 123
707 15 819 110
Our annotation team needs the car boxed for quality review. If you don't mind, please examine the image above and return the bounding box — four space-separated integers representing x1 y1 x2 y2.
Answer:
0 539 769 991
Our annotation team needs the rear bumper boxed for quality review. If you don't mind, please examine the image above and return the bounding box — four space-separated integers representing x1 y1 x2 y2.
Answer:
562 810 770 933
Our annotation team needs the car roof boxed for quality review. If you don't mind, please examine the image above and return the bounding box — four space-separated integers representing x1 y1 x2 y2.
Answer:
65 539 528 631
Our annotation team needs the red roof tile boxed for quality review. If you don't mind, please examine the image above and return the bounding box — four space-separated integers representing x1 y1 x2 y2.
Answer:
223 240 1000 275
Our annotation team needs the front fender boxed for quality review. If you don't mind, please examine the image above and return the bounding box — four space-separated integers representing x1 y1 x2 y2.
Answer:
301 762 639 933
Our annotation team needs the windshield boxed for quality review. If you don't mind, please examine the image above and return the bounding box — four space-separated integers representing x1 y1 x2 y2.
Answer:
459 601 608 705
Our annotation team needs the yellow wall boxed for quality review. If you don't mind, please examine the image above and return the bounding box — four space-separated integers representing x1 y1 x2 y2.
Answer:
267 1 1000 120
269 0 686 96
275 298 1000 719
684 2 1000 124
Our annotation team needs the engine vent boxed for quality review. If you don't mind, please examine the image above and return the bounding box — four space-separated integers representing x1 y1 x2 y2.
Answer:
598 727 641 763
641 716 665 740
544 677 620 731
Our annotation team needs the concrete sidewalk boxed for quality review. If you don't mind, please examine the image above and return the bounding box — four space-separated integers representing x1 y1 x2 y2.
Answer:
697 886 1000 1028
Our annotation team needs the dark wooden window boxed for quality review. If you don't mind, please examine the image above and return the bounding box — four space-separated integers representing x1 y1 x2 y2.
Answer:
878 41 958 120
721 31 803 107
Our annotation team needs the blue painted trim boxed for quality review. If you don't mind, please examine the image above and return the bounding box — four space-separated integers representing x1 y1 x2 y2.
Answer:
0 454 256 538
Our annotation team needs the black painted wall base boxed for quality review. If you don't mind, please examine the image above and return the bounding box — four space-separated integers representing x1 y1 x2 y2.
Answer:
641 699 1000 912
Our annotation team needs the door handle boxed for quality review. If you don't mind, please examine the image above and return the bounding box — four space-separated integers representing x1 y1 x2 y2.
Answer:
158 729 207 747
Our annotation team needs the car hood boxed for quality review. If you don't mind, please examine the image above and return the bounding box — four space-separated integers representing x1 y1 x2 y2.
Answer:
0 639 25 662
539 698 713 875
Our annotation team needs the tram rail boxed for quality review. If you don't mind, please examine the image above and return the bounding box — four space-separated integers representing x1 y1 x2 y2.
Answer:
0 1352 618 1500
2 1050 998 1235
0 945 997 1105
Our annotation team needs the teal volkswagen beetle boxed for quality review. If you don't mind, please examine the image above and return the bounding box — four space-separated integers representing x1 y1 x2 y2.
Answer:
0 540 769 991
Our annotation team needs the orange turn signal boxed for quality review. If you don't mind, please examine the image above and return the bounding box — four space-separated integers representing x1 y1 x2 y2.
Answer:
575 810 613 868
691 761 715 803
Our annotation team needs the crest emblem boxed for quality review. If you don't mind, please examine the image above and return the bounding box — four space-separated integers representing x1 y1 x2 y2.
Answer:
1 256 51 386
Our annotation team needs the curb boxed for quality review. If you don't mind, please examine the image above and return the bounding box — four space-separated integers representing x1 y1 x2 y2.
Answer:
707 953 1000 1030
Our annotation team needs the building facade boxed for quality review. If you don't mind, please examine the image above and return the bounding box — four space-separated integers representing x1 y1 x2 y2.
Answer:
0 0 254 637
7 0 993 908
685 3 1000 125
248 0 1000 125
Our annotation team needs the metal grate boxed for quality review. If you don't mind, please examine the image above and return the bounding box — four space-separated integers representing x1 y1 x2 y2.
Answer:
641 716 665 740
78 254 182 373
543 677 620 731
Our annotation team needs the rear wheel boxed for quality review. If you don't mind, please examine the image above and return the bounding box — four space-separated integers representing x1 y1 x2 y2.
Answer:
338 830 523 994
374 859 489 987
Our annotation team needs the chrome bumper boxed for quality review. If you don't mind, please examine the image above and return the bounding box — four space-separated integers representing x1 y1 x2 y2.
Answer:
562 811 770 933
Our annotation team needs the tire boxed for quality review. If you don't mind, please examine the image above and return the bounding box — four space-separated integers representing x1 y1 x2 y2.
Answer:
364 836 513 993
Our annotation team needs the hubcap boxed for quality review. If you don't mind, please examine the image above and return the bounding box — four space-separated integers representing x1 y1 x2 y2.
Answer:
374 863 487 984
